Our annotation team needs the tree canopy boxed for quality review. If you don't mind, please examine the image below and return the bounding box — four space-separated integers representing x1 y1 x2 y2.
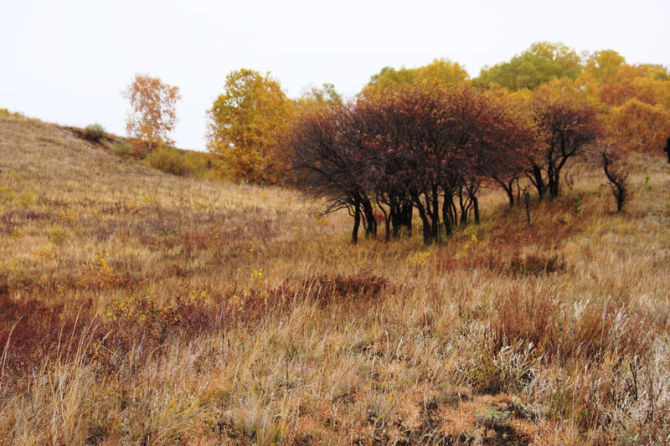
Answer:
474 42 582 91
362 58 469 97
207 69 293 184
123 74 181 149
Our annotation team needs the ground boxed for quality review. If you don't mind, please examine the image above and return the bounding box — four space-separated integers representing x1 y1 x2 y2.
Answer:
1 113 669 444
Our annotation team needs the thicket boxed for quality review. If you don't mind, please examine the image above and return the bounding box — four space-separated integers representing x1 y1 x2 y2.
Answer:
288 83 605 244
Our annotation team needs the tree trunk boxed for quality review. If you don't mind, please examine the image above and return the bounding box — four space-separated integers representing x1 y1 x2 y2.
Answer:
352 203 360 244
400 202 412 237
361 198 377 237
430 185 440 243
441 187 453 237
472 196 480 225
547 168 560 200
493 176 515 208
529 164 547 200
414 199 434 245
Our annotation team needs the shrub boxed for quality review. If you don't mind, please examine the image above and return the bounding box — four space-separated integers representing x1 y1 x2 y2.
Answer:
0 108 22 118
146 147 195 176
112 142 132 158
82 123 105 142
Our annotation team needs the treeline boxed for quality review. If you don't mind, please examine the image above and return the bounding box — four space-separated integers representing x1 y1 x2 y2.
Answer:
206 42 670 187
200 41 670 243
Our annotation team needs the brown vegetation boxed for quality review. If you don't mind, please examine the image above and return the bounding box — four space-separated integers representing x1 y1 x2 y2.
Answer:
1 113 670 444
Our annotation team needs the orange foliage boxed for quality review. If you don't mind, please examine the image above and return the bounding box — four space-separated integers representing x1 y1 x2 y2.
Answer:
123 74 181 149
610 98 670 153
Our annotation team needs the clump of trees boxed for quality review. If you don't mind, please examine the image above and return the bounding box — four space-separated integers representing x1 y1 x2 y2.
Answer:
200 41 669 241
288 84 537 244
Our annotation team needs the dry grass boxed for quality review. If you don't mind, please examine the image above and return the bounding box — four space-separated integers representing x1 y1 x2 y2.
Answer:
1 113 670 444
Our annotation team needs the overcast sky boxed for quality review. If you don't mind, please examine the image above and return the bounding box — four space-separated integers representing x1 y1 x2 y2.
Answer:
2 0 669 151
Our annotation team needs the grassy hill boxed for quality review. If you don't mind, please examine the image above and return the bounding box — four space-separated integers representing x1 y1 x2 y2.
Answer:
1 113 669 444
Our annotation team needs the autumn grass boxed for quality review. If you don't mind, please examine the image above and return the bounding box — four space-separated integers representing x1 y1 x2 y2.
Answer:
1 113 670 444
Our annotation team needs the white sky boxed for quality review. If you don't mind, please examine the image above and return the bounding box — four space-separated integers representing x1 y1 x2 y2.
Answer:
2 0 669 151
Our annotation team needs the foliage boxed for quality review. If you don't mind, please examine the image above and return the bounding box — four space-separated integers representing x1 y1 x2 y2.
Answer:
4 45 670 446
363 58 468 96
474 41 582 91
146 147 196 177
82 123 105 142
112 141 132 158
123 74 181 149
610 98 670 153
289 84 536 244
207 69 293 184
0 108 22 118
583 49 626 84
294 83 342 111
528 88 603 199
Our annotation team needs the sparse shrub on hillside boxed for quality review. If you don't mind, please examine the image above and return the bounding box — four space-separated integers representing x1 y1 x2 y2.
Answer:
112 141 132 158
304 272 388 302
146 147 195 176
509 253 565 276
82 123 105 142
0 108 23 118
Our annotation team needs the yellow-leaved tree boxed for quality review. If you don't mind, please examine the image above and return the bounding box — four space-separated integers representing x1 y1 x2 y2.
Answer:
123 74 181 149
361 58 468 97
207 69 293 184
610 98 670 153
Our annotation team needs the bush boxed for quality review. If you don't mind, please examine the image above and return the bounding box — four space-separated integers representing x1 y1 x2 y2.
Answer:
112 142 132 158
0 108 22 118
146 147 195 176
82 123 105 142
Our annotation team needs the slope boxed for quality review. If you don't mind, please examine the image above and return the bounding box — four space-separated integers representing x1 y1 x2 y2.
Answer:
1 113 670 444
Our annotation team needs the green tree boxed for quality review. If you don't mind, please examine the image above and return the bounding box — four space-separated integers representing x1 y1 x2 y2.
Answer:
474 42 582 91
207 69 293 184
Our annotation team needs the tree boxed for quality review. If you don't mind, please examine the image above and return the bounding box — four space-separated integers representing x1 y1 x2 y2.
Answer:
600 150 629 212
207 69 293 184
288 104 375 243
295 83 342 110
123 74 181 149
289 84 536 245
529 92 602 199
362 58 468 97
610 98 670 153
474 42 582 91
584 50 626 84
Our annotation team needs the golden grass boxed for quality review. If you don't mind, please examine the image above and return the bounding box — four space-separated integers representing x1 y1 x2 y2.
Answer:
1 113 670 444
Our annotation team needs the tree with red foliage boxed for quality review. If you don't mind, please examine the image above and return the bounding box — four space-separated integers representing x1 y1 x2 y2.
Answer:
529 95 602 199
288 84 538 245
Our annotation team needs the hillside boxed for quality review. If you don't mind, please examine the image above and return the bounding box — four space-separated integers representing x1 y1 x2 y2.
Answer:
1 113 670 444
